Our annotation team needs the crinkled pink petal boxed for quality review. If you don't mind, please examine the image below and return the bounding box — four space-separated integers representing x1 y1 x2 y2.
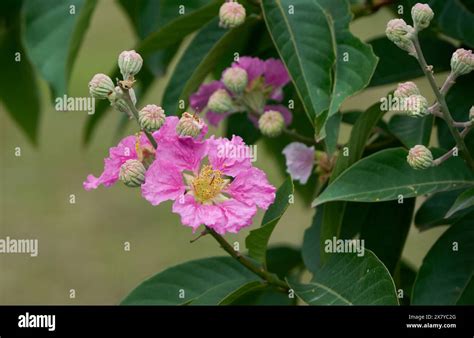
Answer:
158 136 207 173
282 142 315 184
214 199 257 234
227 167 276 210
206 110 231 127
232 56 265 83
141 161 186 205
189 81 224 113
172 194 225 231
264 58 290 89
265 105 292 126
83 135 139 190
207 135 252 176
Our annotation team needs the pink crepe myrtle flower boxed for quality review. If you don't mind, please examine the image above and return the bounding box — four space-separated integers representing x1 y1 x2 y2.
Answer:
142 135 276 234
282 142 315 184
189 56 291 128
83 116 207 191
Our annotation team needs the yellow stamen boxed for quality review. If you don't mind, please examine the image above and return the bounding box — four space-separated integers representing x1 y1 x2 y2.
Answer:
192 165 226 203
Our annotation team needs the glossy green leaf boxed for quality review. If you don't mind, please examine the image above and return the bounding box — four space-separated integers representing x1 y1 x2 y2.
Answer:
319 102 386 262
412 219 474 305
266 246 303 280
245 177 294 265
163 16 258 115
395 260 417 305
229 286 294 305
368 36 455 87
190 280 263 305
24 0 97 97
0 0 41 144
313 148 474 206
290 249 398 305
388 115 433 148
415 189 473 231
445 187 474 218
302 209 323 275
121 256 258 305
261 0 377 139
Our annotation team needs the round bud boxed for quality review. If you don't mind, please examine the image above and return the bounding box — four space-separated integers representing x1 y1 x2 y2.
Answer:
411 3 434 31
450 48 474 77
394 81 420 99
118 50 143 80
407 145 433 169
207 89 234 113
386 19 416 55
219 1 246 29
119 159 146 187
404 94 429 118
176 112 206 138
258 110 285 137
89 73 114 99
222 66 248 94
138 104 166 132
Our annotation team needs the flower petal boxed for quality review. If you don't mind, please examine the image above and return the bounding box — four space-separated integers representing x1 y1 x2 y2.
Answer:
282 142 315 184
227 167 276 209
233 56 265 83
141 161 186 205
215 199 257 234
264 58 290 89
172 194 225 231
189 81 224 113
207 135 253 176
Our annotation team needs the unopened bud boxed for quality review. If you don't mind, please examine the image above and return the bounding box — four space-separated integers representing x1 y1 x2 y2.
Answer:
450 49 474 77
118 50 143 80
386 19 415 55
207 89 234 113
407 145 433 169
108 86 137 117
219 1 246 29
394 81 420 98
176 112 206 138
138 105 166 132
119 159 146 187
404 94 429 118
89 73 114 99
258 110 284 137
222 66 248 94
411 3 434 31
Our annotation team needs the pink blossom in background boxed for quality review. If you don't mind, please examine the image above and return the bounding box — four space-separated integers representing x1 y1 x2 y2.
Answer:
282 142 315 184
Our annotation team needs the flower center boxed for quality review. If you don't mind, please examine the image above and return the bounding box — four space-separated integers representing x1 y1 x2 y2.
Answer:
192 165 226 203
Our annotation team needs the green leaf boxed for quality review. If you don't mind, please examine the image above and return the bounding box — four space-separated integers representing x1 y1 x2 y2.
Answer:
415 189 473 231
445 187 474 218
313 148 474 206
318 102 386 263
121 256 258 305
290 249 398 305
24 0 97 97
302 209 323 275
261 0 378 139
190 280 264 305
245 177 294 265
368 36 455 87
163 16 258 115
0 0 41 144
394 260 417 305
412 219 474 305
266 246 303 280
83 0 221 144
228 286 294 305
388 115 433 148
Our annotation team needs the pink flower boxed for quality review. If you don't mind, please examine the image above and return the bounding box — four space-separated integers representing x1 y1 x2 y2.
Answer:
142 135 276 234
282 142 315 184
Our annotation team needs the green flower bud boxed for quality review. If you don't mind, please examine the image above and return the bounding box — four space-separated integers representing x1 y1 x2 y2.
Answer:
219 1 246 29
450 48 474 77
394 81 420 99
386 19 416 55
207 89 234 113
89 73 114 99
176 112 206 138
258 110 285 137
119 159 146 187
108 86 137 117
222 67 248 94
138 104 166 132
407 145 433 169
411 3 434 31
118 50 143 80
404 94 429 118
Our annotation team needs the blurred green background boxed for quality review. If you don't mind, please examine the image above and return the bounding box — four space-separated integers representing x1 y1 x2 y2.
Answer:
0 1 447 304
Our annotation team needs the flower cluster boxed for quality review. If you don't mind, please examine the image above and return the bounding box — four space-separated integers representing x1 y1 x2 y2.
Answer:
84 51 276 235
189 56 292 137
